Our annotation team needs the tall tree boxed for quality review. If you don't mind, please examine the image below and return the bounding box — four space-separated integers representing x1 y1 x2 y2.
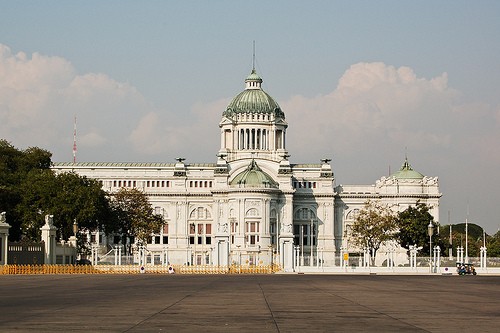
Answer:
350 201 398 265
396 202 444 255
53 172 116 239
111 188 164 246
0 140 118 242
15 170 116 241
0 140 53 240
487 231 500 257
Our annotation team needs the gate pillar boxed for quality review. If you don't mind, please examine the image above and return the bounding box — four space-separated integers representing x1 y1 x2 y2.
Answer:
41 215 57 264
0 212 11 265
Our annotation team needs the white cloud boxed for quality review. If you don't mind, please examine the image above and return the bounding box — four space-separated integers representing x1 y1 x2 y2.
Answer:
80 129 107 147
0 43 153 161
282 62 458 164
129 99 227 161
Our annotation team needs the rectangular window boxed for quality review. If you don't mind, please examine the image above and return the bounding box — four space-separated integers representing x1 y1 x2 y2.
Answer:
163 236 168 244
246 222 260 246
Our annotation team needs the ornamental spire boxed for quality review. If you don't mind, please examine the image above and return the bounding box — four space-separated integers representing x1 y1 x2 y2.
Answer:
245 42 262 90
252 40 256 71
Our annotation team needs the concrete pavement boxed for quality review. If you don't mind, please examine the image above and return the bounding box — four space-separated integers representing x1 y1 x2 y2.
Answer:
1 274 499 332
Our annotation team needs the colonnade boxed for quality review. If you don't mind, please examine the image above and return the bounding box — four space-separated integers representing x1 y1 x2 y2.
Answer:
221 128 287 151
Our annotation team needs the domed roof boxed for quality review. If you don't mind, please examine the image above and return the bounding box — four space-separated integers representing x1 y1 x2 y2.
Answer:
230 160 278 188
245 69 262 82
391 158 424 179
223 69 284 118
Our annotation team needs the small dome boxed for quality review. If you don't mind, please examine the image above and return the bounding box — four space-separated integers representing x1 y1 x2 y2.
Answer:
223 69 284 118
391 158 424 179
230 160 278 188
245 69 263 82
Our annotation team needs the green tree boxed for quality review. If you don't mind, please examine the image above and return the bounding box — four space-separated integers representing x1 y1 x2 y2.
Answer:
351 201 398 266
111 188 164 246
15 169 59 240
0 140 53 240
396 202 445 255
15 170 116 242
440 223 489 257
487 231 500 257
53 172 117 240
0 140 118 242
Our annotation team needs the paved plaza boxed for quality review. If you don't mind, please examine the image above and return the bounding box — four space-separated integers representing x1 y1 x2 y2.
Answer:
0 274 499 332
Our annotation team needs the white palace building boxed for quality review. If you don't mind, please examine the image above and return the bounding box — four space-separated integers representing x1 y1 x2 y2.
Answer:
53 67 441 271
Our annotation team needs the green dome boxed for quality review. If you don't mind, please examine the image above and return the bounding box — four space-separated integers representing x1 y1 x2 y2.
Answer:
230 160 278 188
245 69 263 82
223 69 284 118
391 158 424 179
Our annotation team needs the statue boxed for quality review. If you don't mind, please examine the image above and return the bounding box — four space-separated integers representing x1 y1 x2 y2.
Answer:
218 221 228 233
45 214 54 226
0 212 6 223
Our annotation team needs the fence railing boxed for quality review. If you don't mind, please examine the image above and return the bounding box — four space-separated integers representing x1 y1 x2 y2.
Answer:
338 256 500 268
0 264 281 275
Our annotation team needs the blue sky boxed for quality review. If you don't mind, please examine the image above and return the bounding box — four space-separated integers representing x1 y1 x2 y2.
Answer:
1 1 500 233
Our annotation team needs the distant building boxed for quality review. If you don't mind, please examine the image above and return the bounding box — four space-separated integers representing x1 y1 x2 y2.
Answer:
53 67 441 269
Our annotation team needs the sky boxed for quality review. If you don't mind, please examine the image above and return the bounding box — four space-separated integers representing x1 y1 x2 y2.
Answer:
1 1 499 233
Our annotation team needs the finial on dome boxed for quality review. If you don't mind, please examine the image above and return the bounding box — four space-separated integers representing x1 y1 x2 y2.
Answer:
252 40 256 71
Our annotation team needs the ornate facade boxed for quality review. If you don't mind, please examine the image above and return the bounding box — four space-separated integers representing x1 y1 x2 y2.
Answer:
53 68 441 270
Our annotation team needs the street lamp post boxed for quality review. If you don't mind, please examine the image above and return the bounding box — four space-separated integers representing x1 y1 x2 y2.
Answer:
428 222 434 273
70 220 79 263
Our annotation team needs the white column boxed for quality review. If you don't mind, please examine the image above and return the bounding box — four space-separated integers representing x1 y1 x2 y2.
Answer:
40 215 57 264
272 128 276 150
480 247 487 268
0 212 10 265
263 129 269 150
220 128 225 150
